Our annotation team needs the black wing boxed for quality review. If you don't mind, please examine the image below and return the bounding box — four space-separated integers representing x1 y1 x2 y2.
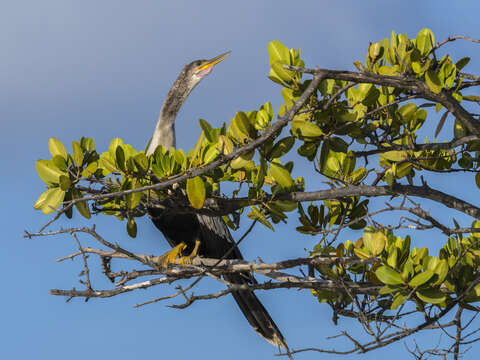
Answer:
149 207 288 349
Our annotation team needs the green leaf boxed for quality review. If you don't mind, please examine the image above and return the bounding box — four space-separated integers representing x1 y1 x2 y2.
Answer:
353 248 372 259
127 218 137 238
33 187 65 214
291 120 324 138
80 137 95 152
126 180 143 210
59 175 71 191
199 119 215 143
72 141 83 167
255 157 267 188
375 266 404 285
415 28 435 56
35 159 65 184
268 40 291 65
72 188 91 219
391 293 407 310
350 167 367 184
398 103 417 123
51 155 67 171
268 162 294 188
115 146 126 171
230 151 254 170
456 57 470 71
186 176 206 209
416 288 446 304
271 61 295 83
269 136 295 159
387 247 399 268
99 152 117 174
432 259 449 285
48 137 68 160
379 284 400 295
409 270 434 287
425 70 442 94
248 206 274 231
229 111 254 141
133 153 149 173
109 138 124 155
363 227 386 256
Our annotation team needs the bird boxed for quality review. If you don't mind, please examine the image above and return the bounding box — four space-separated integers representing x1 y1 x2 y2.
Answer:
145 51 289 350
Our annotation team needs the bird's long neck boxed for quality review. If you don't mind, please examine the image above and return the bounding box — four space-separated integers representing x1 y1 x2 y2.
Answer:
147 71 196 155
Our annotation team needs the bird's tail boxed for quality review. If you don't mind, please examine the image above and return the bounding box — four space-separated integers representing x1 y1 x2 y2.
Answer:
225 273 289 350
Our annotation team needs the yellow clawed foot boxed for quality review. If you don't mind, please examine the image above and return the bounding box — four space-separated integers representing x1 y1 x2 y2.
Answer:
157 242 187 268
177 240 201 265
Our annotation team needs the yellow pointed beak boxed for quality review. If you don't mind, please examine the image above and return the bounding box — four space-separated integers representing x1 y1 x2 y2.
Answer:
196 51 231 73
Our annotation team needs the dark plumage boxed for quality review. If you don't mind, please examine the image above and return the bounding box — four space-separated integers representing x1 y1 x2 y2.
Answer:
146 52 288 349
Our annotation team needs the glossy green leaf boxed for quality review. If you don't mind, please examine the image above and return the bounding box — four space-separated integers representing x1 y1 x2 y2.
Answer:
456 57 470 71
387 247 399 268
80 137 95 152
58 175 71 191
99 152 117 174
230 151 254 170
271 61 295 83
199 119 215 143
415 28 435 56
363 227 386 256
425 70 442 94
379 284 400 295
391 293 407 310
268 40 291 65
72 141 83 167
248 206 274 231
34 187 65 214
52 155 67 172
398 103 417 123
35 159 65 184
268 162 294 188
109 138 124 155
269 137 295 159
72 188 91 219
186 176 206 209
432 259 449 285
416 288 446 304
409 270 434 287
350 167 367 184
48 137 68 160
127 218 137 238
115 146 126 171
291 120 324 138
353 248 372 259
375 266 404 285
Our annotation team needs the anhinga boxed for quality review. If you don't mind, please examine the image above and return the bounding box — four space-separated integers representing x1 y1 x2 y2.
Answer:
146 52 288 349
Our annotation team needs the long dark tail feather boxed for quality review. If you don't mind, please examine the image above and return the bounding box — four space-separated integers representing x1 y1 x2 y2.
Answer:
225 273 288 350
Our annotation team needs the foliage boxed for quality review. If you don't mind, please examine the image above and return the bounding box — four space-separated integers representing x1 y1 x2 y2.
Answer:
33 28 480 357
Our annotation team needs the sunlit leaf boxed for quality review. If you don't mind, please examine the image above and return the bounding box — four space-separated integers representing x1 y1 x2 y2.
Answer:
375 266 404 285
186 176 206 209
409 270 434 287
48 137 68 160
425 70 442 94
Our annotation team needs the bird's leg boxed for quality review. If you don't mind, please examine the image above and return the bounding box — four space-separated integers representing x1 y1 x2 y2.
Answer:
157 242 187 268
177 240 201 265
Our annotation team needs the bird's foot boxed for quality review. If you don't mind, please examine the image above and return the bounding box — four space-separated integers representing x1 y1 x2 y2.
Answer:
157 242 187 268
176 240 201 265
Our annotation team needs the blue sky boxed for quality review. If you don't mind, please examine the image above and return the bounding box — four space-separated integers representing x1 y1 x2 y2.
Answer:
2 1 480 359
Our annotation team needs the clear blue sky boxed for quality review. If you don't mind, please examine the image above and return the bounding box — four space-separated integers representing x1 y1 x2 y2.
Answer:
2 1 480 359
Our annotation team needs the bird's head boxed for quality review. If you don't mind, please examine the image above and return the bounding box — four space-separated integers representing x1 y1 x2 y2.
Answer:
184 51 231 87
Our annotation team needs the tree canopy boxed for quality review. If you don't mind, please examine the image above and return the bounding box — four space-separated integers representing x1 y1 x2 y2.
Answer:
29 28 480 359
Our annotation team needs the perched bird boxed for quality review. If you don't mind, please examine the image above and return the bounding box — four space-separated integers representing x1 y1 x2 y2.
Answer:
146 52 288 349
